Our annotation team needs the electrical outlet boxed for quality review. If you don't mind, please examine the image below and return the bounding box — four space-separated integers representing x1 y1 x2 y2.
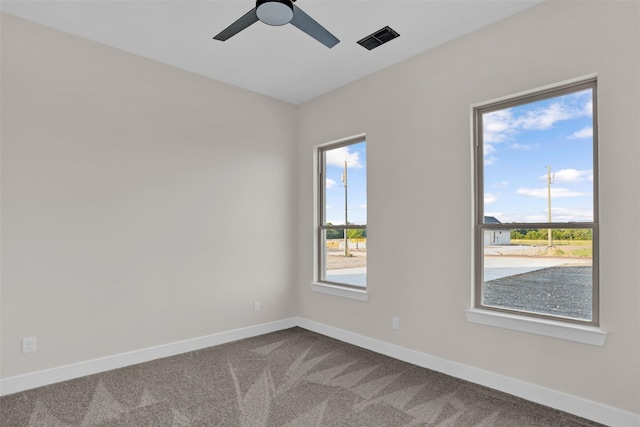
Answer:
254 301 261 312
22 337 36 354
392 317 400 330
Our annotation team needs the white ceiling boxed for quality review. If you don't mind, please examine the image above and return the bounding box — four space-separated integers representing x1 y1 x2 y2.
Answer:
0 0 543 105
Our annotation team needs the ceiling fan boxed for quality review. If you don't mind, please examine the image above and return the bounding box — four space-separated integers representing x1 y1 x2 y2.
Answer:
213 0 340 48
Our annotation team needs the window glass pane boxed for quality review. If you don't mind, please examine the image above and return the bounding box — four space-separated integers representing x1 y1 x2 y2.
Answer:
476 80 598 324
319 139 367 288
482 88 594 223
322 141 367 226
321 229 367 288
482 227 593 321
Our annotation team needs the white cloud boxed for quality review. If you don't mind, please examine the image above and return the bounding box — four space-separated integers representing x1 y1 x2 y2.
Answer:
326 218 345 225
582 99 593 117
484 156 498 166
491 181 509 188
482 91 592 145
326 178 337 189
538 169 593 184
569 126 593 139
483 109 515 143
484 193 497 204
516 102 576 130
509 143 539 151
488 211 544 222
516 187 590 198
487 211 543 222
325 146 363 168
491 209 592 223
551 207 594 222
522 214 548 222
483 144 498 165
359 204 367 210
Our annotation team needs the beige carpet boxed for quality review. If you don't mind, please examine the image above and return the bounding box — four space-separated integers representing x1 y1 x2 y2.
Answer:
0 327 602 426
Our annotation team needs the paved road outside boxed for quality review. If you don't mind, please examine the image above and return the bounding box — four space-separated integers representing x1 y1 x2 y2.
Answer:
325 250 591 288
326 267 366 287
483 255 591 281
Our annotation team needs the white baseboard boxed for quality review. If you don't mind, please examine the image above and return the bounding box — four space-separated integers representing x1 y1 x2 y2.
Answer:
2 316 638 426
0 318 297 397
296 317 639 427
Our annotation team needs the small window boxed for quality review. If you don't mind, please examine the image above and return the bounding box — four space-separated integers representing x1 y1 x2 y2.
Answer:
474 79 598 325
318 137 367 288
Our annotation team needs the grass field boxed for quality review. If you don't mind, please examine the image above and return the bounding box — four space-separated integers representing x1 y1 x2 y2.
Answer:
510 239 592 258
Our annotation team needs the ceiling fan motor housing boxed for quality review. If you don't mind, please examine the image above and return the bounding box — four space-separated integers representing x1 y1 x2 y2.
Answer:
256 0 294 26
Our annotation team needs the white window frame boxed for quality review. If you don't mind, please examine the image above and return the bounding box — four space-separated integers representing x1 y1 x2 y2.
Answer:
469 77 606 345
311 135 368 301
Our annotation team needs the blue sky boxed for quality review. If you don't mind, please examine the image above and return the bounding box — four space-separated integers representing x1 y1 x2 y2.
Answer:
482 88 594 223
324 141 367 225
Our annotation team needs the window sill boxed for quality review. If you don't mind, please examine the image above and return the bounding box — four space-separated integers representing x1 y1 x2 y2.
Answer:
310 282 368 302
465 309 607 346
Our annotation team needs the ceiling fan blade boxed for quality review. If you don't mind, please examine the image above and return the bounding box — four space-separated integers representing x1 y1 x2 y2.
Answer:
213 8 259 41
289 4 339 48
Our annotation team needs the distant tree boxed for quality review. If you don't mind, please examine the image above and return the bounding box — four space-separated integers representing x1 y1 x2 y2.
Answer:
347 229 365 239
511 228 592 240
324 222 367 240
525 230 544 240
511 230 526 239
327 229 344 239
324 223 344 239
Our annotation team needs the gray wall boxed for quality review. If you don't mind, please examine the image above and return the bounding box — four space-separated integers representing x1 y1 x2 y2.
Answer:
296 1 639 415
1 13 297 377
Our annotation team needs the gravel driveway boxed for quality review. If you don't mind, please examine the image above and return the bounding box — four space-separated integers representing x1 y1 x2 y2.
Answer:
483 265 593 321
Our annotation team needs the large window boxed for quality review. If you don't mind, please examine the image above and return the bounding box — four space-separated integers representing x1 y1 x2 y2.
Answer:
474 79 598 325
318 137 367 288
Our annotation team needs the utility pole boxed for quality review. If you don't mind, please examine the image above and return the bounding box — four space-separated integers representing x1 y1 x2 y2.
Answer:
547 164 554 248
342 159 349 256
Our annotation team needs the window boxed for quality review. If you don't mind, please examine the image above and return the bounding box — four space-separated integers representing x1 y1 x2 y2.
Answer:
317 137 367 289
474 79 598 325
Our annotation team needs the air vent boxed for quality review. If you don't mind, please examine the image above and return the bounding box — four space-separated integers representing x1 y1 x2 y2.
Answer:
357 26 400 50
